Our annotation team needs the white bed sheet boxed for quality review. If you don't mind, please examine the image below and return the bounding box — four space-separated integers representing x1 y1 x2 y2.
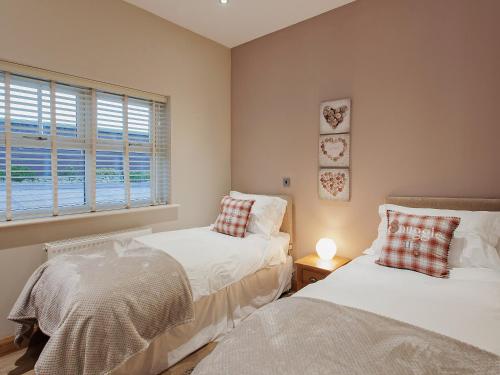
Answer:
136 227 290 301
295 255 500 356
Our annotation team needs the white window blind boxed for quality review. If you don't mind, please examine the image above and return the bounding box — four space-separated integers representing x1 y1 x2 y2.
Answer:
0 68 170 222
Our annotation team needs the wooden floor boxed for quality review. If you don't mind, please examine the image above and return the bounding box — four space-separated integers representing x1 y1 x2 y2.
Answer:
0 342 216 375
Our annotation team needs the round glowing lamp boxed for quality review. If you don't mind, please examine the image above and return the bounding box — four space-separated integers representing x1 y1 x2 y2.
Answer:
315 238 337 260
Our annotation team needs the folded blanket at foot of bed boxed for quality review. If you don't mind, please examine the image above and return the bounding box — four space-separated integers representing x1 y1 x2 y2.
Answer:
192 297 500 375
8 238 194 375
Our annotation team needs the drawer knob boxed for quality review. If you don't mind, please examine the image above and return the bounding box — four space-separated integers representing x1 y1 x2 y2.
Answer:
309 277 318 283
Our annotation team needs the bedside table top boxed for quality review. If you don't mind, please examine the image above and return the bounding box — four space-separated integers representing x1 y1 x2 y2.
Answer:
295 254 351 273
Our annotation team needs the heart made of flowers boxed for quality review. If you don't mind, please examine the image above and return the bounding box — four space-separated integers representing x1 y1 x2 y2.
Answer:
320 171 346 197
320 137 347 162
323 105 348 129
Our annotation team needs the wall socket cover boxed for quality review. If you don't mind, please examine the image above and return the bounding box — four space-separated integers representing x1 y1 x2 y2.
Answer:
282 177 291 187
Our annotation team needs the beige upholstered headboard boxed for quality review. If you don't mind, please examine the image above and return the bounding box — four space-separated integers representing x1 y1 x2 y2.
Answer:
275 195 294 250
386 196 500 211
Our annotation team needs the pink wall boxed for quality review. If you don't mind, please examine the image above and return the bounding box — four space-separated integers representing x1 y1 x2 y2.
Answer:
231 0 500 259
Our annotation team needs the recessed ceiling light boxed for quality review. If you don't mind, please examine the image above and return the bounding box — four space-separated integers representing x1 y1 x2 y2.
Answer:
219 0 228 4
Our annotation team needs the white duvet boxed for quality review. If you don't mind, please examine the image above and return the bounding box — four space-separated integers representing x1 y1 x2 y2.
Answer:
136 227 289 301
295 255 500 356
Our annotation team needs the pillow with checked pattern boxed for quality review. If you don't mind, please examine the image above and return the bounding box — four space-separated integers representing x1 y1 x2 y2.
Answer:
376 210 461 278
212 196 255 238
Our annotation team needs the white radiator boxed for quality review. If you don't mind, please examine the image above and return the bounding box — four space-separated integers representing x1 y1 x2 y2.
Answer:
44 228 153 259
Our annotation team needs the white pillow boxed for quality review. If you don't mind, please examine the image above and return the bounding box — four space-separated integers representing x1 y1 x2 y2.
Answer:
229 191 287 238
364 204 500 270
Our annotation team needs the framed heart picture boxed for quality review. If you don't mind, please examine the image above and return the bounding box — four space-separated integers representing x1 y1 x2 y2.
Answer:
320 98 351 134
318 168 350 201
319 134 350 167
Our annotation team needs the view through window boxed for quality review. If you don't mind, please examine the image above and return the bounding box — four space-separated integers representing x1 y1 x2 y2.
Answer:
0 69 169 222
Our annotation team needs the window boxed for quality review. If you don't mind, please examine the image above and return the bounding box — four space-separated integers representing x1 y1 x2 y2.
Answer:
0 67 169 222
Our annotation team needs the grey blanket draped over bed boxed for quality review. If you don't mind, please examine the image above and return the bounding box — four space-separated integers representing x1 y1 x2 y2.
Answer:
8 239 194 375
193 297 500 375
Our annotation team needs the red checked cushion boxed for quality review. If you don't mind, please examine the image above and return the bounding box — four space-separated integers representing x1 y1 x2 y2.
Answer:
376 210 460 278
212 196 255 238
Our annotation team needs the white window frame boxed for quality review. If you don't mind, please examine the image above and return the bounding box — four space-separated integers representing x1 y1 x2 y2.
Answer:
0 60 170 223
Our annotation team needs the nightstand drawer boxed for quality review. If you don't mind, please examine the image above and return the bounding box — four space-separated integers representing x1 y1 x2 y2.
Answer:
294 254 351 291
302 269 327 285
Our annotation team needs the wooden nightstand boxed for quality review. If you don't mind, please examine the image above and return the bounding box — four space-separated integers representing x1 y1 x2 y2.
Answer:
295 254 351 291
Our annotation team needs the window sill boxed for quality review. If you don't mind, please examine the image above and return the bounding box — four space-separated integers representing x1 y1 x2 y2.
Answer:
0 204 180 229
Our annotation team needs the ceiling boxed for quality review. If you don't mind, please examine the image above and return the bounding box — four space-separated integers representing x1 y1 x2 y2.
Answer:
124 0 356 48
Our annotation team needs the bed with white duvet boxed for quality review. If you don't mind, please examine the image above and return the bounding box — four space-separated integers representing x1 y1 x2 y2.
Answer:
110 226 292 374
9 193 294 375
192 197 500 375
297 254 500 356
136 226 290 302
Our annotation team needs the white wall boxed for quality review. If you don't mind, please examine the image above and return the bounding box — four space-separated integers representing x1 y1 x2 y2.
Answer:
0 0 231 338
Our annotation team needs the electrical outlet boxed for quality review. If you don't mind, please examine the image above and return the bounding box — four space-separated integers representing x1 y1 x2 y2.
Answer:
282 177 291 188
